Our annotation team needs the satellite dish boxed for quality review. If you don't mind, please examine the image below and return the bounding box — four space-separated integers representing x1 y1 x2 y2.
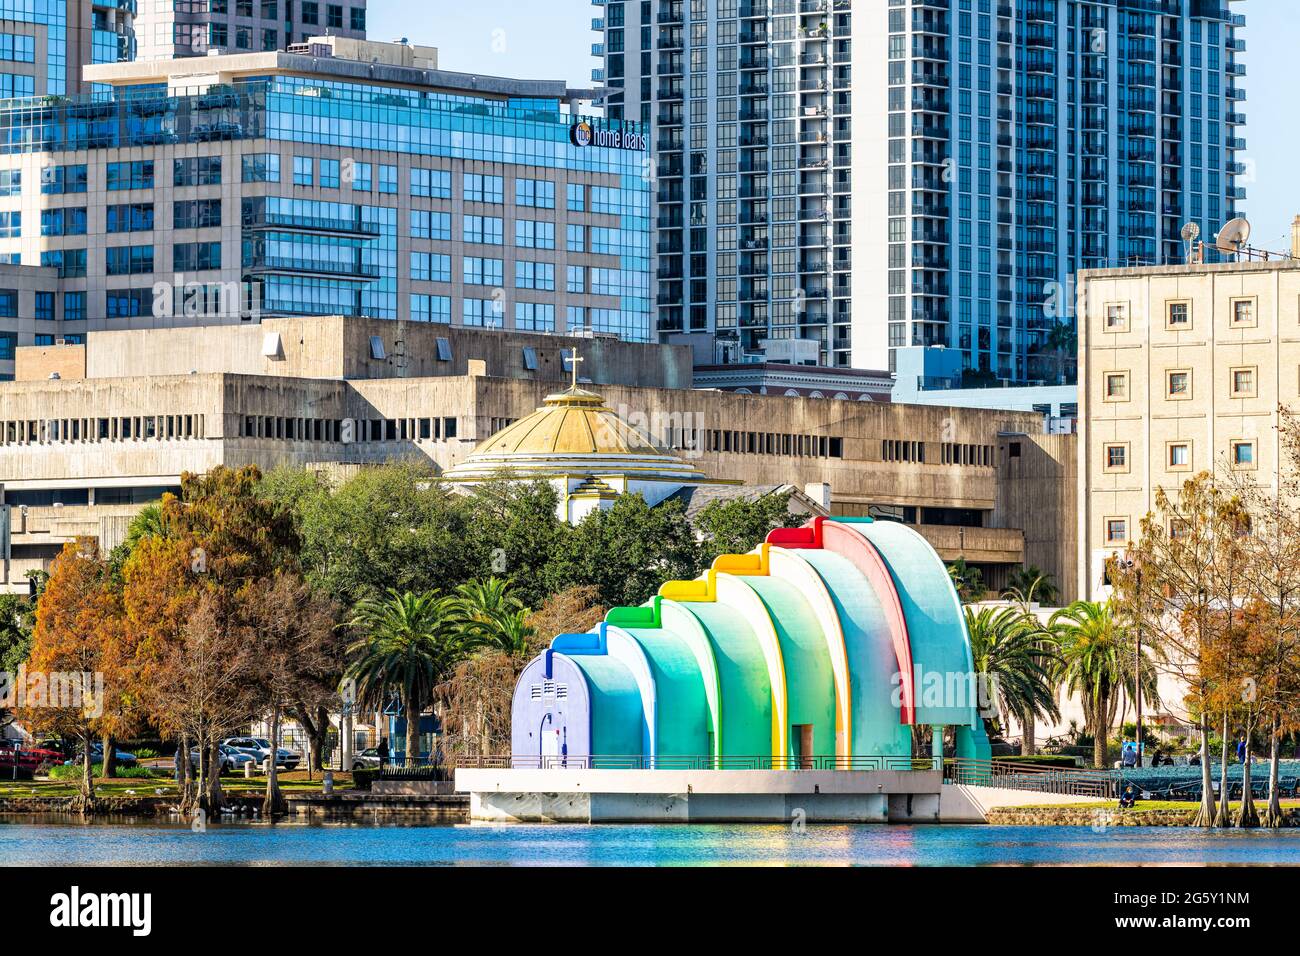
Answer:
1215 217 1251 255
1180 222 1200 243
1181 222 1201 263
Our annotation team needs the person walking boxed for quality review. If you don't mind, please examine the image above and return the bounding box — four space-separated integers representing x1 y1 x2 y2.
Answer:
377 736 389 771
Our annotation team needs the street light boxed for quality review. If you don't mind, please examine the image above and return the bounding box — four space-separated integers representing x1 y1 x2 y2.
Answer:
1120 549 1144 766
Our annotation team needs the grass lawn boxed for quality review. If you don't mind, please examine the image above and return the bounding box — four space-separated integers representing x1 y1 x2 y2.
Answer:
0 769 355 801
1022 799 1300 812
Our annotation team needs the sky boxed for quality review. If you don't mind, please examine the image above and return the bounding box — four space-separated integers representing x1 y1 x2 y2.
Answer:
381 0 1295 255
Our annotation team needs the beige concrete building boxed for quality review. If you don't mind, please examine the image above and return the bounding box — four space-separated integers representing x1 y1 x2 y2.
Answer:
1078 256 1300 600
0 318 1078 597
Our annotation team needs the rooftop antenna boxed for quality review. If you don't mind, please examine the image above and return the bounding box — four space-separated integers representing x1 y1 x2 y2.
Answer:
1180 222 1201 264
1215 216 1252 261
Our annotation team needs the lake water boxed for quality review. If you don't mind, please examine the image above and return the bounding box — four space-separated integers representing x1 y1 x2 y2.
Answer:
4 817 1300 865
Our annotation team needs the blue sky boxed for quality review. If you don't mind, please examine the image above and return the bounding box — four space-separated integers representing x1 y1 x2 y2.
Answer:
382 0 1295 254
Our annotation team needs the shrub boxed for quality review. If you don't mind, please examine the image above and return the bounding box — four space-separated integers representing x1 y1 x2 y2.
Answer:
48 763 161 780
352 769 379 791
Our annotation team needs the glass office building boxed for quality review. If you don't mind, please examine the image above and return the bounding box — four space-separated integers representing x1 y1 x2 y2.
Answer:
598 0 1245 383
862 0 1244 383
0 38 652 373
134 0 365 60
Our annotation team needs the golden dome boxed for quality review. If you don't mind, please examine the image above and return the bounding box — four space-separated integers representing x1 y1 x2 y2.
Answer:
443 386 710 482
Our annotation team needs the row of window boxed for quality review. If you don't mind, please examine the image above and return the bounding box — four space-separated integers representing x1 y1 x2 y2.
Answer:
236 415 459 442
1103 366 1261 402
1102 297 1260 333
0 415 204 445
707 429 844 459
1101 438 1257 479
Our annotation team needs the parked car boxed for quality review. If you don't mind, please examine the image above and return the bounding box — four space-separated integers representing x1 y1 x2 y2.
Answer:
221 737 301 771
351 747 381 771
64 743 138 768
184 745 257 776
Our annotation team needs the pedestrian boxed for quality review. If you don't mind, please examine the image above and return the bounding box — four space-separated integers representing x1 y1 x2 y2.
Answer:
1237 735 1247 764
1121 739 1137 768
377 736 389 771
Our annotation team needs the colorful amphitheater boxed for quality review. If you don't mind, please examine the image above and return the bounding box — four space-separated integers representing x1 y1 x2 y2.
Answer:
510 516 992 768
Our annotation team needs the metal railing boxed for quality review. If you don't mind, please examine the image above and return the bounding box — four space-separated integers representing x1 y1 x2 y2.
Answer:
450 754 939 772
945 757 1118 798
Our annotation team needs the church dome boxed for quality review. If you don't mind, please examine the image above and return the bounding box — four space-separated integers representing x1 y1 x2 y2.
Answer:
443 386 711 483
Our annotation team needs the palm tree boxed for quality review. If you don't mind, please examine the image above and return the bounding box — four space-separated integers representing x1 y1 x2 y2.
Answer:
345 589 470 763
1050 600 1157 769
1004 565 1060 606
452 578 535 657
947 558 985 603
965 606 1060 752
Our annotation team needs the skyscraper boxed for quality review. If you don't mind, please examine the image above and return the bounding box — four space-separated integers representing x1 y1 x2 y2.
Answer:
134 0 366 60
0 0 135 98
598 0 1245 383
596 0 855 368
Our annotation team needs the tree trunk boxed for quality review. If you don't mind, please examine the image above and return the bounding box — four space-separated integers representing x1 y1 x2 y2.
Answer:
79 734 95 814
1092 692 1109 769
264 702 285 818
1020 707 1034 756
177 735 195 814
405 697 421 767
1214 712 1232 828
203 740 224 813
1264 718 1283 828
101 733 117 779
1192 712 1215 828
1238 718 1259 828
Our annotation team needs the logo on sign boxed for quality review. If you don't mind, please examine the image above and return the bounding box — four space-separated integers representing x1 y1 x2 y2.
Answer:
570 121 646 152
570 121 593 148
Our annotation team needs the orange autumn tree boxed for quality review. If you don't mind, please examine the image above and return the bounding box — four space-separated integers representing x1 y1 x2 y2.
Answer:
24 539 119 810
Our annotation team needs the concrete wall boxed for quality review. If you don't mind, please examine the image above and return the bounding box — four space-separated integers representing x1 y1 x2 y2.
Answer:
60 318 693 389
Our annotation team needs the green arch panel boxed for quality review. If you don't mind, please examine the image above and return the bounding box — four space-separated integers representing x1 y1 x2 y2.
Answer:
566 653 646 763
734 575 836 758
674 600 772 759
611 624 711 758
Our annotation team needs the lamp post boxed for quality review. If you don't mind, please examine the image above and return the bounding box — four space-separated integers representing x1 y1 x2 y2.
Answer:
1122 549 1143 766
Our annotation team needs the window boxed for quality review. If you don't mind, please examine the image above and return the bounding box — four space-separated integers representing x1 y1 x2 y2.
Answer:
63 292 85 321
567 265 586 293
41 207 86 236
34 292 53 321
327 3 343 28
1168 442 1191 470
1231 366 1256 397
1166 300 1191 328
1232 440 1256 469
410 294 451 323
411 210 451 241
174 156 221 186
1230 297 1256 327
463 297 503 327
1104 443 1129 472
567 183 586 211
464 174 503 203
348 160 371 191
464 215 503 245
351 6 366 31
242 153 280 183
1167 369 1191 399
42 164 87 194
293 156 313 186
106 161 154 191
463 256 503 287
1103 371 1128 401
567 224 585 252
515 261 555 291
106 202 154 233
320 159 340 189
409 252 451 283
173 198 221 229
105 245 154 276
1105 303 1128 331
515 302 555 332
379 164 397 195
1105 518 1128 544
173 241 221 272
515 219 555 249
411 168 451 198
515 178 555 208
0 168 19 195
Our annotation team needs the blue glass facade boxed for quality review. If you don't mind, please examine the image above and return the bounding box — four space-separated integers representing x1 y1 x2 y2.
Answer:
0 70 652 340
888 0 1244 384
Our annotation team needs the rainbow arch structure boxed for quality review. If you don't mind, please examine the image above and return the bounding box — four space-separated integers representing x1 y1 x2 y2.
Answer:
511 517 992 766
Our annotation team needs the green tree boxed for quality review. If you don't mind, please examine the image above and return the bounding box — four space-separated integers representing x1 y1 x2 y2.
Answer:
464 477 568 608
1004 564 1060 606
0 592 34 673
695 490 803 567
947 558 985 603
545 494 700 607
965 605 1059 752
1050 600 1156 769
451 578 535 657
346 589 472 762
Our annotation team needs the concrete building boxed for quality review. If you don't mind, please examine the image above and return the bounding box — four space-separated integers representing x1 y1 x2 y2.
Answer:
0 35 651 378
857 0 1246 382
135 0 366 61
0 317 1077 597
1078 254 1300 601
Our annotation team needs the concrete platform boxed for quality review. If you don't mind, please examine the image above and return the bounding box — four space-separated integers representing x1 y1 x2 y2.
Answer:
456 768 947 823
